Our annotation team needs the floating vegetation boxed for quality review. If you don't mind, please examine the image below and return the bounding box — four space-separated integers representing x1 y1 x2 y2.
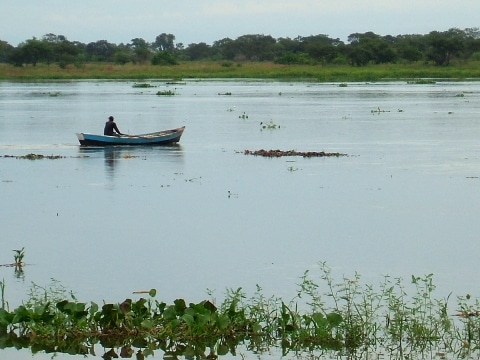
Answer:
218 92 232 95
48 91 61 97
227 190 238 198
455 93 465 97
407 79 436 84
244 149 347 157
260 121 280 129
3 153 66 160
132 83 155 88
338 83 348 87
122 154 138 159
2 263 480 359
166 81 186 85
1 247 25 279
156 90 176 96
239 112 249 119
371 107 390 114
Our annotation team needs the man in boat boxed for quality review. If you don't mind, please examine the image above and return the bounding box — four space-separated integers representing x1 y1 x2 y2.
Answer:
104 116 124 136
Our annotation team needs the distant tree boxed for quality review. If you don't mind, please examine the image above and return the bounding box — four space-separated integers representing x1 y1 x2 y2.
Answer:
86 40 117 62
129 38 151 64
151 51 178 65
7 47 25 66
462 27 480 59
54 40 80 68
153 33 175 52
301 35 343 64
425 29 465 65
274 51 312 65
346 32 396 65
17 38 53 66
0 40 14 63
42 33 67 43
233 34 277 61
113 47 132 64
393 34 425 62
185 42 212 60
212 38 235 60
277 37 304 54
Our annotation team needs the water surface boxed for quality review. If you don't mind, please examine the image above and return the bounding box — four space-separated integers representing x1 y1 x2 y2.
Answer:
1 80 480 359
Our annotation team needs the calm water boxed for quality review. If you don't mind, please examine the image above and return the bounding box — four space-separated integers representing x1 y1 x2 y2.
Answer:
1 79 480 359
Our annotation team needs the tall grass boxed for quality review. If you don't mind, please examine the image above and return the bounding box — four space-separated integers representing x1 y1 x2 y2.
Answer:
1 61 480 81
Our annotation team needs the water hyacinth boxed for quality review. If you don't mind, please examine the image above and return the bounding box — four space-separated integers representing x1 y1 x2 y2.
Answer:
1 262 480 358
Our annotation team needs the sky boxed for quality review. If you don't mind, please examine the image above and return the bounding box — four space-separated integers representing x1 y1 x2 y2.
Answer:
1 0 479 46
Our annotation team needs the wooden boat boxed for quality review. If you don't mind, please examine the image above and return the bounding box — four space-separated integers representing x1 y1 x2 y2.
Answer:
76 126 185 146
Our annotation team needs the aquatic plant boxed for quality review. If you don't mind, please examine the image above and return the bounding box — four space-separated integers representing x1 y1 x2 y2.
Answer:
239 112 249 119
260 120 280 129
132 83 155 88
244 149 347 157
371 107 391 114
156 90 176 96
2 264 480 358
13 247 25 266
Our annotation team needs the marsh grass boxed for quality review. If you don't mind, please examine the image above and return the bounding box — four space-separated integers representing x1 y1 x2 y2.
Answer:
2 61 480 81
2 263 480 359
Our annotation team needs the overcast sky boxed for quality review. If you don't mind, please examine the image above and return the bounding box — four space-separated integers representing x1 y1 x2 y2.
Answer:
1 0 479 46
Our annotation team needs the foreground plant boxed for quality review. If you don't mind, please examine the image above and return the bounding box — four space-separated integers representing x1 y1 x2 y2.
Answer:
1 264 480 359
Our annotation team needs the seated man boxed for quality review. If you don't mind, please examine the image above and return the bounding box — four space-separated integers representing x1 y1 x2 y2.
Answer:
104 116 123 136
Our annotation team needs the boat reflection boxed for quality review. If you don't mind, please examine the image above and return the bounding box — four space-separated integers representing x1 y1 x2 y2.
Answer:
77 144 185 179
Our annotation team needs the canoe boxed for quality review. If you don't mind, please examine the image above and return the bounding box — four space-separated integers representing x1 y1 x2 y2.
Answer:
76 126 185 146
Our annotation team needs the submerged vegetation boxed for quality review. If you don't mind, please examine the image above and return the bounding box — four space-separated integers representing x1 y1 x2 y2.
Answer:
2 256 480 359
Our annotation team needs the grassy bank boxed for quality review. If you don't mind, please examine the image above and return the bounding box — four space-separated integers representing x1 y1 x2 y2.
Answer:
1 61 480 81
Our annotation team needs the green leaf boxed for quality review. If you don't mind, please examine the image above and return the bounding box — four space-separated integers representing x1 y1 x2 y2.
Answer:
326 312 342 327
163 306 177 321
312 312 326 326
217 344 229 355
174 299 186 315
216 314 231 330
182 313 195 326
149 289 157 298
141 319 154 330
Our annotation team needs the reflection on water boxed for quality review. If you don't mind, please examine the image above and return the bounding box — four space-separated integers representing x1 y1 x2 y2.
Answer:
77 144 185 180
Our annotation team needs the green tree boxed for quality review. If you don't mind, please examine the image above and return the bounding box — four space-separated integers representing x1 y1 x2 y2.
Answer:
151 51 178 65
346 32 396 65
129 38 151 64
17 39 53 66
185 42 212 60
232 34 277 61
54 41 80 68
153 33 175 52
212 38 235 60
0 40 14 63
86 40 117 62
425 29 465 65
394 35 425 62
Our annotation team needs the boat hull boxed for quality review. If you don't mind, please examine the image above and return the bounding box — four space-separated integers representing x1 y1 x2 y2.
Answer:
77 126 185 146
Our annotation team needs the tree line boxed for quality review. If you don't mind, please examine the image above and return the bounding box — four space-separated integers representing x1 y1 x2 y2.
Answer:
0 28 479 68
